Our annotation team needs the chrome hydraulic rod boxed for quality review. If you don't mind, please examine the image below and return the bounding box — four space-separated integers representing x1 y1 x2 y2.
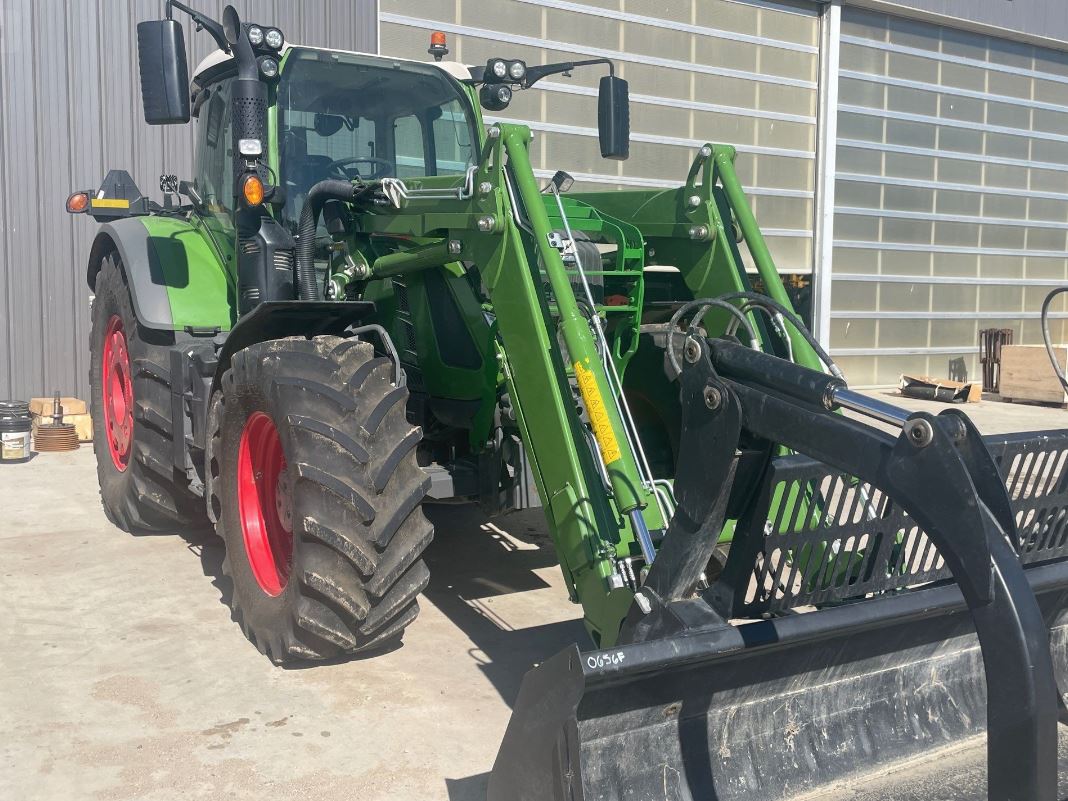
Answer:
629 508 657 565
830 387 910 428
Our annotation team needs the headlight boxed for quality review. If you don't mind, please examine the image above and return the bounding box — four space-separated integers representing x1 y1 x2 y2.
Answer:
264 28 284 49
258 56 279 79
238 138 263 156
508 60 526 81
489 58 508 80
247 25 264 46
479 82 513 111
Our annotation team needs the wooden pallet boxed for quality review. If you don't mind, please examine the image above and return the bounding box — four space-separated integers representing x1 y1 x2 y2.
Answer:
999 345 1068 407
998 395 1068 410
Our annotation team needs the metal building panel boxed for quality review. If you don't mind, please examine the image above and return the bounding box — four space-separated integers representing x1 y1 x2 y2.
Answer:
0 0 376 402
1 2 42 398
868 0 1068 46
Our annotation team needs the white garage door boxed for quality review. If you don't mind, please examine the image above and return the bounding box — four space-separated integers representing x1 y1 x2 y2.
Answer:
831 7 1068 385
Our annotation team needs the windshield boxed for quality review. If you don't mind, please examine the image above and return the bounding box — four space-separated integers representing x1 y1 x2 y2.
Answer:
277 48 478 227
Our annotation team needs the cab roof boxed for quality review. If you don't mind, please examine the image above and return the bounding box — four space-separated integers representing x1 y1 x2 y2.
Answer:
192 44 473 84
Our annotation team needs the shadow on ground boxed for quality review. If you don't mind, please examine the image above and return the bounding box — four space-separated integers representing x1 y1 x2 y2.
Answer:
444 773 492 801
422 504 587 705
428 503 589 801
178 502 586 687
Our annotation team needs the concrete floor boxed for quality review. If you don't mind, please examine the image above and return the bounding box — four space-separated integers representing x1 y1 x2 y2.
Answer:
0 448 584 801
864 388 1067 435
1 390 1066 801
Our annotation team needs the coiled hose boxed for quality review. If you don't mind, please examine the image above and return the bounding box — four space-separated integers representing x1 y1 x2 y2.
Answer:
295 180 360 301
1041 286 1068 392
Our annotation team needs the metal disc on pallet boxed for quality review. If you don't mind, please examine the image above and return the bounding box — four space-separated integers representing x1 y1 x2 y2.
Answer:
34 423 79 452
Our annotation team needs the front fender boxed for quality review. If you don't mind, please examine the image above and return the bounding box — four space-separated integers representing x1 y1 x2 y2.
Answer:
87 216 233 332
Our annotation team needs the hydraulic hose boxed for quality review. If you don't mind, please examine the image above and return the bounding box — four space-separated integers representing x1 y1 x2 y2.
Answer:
666 298 760 377
668 292 843 381
295 180 360 301
1041 286 1068 392
717 291 843 379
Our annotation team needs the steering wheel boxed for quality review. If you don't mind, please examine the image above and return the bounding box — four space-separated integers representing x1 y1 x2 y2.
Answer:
325 156 394 181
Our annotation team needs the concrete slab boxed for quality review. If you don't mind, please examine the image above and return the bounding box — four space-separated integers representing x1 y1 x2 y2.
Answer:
861 388 1067 436
0 447 583 801
3 392 1067 801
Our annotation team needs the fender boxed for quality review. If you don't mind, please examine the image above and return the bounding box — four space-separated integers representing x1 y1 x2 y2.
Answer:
208 300 380 396
87 216 233 333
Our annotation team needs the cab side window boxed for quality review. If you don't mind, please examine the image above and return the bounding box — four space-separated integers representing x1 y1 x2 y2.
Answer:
194 78 234 218
430 99 472 175
393 115 426 179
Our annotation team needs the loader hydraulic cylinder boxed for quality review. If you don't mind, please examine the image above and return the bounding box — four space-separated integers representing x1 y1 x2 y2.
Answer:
503 129 654 520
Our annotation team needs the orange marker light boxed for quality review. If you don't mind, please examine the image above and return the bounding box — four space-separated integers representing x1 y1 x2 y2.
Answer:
428 31 448 61
242 174 265 206
66 191 90 213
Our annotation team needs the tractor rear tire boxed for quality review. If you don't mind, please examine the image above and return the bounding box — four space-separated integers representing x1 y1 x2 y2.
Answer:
90 252 206 532
211 336 433 663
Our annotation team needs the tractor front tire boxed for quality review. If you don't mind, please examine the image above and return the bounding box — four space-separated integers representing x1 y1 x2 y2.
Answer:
211 336 433 663
90 252 205 531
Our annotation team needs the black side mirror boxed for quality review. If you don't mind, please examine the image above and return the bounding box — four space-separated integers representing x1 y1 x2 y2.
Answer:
597 75 629 161
136 20 190 125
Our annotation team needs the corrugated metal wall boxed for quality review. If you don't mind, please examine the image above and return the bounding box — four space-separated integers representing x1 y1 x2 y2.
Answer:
0 0 377 402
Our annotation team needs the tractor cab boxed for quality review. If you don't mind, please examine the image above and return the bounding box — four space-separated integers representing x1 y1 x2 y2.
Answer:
191 45 481 238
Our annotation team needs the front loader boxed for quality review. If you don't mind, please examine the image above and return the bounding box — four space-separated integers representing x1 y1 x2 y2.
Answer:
68 2 1068 798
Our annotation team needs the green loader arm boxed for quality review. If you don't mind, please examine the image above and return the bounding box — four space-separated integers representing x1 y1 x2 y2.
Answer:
351 124 820 647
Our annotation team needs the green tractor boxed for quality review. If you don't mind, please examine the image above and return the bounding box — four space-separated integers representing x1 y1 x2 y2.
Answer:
69 2 1068 798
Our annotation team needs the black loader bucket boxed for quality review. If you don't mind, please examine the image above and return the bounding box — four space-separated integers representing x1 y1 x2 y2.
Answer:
489 338 1068 801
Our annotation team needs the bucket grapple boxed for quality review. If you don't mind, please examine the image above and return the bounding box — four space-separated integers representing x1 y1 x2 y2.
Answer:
491 336 1068 801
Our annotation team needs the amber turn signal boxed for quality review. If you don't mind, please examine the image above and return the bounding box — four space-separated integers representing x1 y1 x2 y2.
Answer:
66 191 90 214
241 174 264 206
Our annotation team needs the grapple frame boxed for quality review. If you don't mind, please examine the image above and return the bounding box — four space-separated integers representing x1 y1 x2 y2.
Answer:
490 337 1068 801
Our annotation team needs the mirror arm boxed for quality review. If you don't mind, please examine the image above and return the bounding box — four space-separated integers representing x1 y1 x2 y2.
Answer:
522 57 614 88
178 180 203 208
166 0 229 53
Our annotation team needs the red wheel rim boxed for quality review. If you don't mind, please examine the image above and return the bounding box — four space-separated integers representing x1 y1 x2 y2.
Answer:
101 315 134 471
237 412 293 596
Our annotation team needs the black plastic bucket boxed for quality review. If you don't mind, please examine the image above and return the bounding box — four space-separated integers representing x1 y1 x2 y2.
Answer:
0 401 32 463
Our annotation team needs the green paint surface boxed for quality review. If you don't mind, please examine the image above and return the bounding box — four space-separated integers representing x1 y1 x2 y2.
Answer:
139 216 233 331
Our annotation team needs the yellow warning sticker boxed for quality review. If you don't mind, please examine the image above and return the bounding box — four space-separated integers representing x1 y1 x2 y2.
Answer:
90 198 130 209
573 360 622 465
